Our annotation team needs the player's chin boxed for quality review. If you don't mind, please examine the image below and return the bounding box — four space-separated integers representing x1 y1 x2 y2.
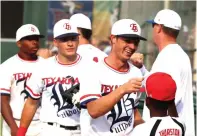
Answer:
66 52 77 57
122 54 132 61
30 49 39 54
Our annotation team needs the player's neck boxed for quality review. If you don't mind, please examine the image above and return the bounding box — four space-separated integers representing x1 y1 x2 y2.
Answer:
158 37 177 52
106 54 129 71
17 52 38 61
56 53 78 65
79 38 90 45
150 109 168 118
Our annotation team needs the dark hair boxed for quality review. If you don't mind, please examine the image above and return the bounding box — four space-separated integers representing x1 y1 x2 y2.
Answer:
148 97 174 110
162 25 180 38
78 28 92 41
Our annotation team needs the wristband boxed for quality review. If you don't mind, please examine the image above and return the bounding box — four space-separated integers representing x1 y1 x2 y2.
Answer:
17 127 27 136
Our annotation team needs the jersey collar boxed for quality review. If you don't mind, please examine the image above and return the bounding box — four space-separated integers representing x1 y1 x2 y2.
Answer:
16 54 39 63
103 57 130 74
55 54 81 66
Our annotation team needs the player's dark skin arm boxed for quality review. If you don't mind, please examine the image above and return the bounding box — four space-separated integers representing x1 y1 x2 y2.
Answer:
20 97 39 129
133 109 144 127
1 95 18 136
168 101 178 117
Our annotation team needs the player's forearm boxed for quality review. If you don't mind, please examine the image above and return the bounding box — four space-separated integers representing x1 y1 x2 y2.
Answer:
133 109 144 127
87 87 125 119
1 95 18 130
20 97 39 128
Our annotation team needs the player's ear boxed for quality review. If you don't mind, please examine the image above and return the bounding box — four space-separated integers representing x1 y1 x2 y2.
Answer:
16 41 22 48
110 35 116 45
53 39 58 48
157 24 162 33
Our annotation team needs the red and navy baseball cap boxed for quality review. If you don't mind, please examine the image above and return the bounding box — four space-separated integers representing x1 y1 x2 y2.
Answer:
142 72 177 101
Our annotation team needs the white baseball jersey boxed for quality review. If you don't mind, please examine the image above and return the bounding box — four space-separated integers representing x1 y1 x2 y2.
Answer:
80 58 143 136
0 54 44 120
142 44 195 136
129 116 185 136
26 55 86 126
77 44 107 63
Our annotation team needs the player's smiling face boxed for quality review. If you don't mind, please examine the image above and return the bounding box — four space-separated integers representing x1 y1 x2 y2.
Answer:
54 35 79 57
112 36 139 61
18 35 40 55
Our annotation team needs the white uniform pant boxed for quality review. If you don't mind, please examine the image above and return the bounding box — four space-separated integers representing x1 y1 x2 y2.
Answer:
41 122 81 136
2 119 42 136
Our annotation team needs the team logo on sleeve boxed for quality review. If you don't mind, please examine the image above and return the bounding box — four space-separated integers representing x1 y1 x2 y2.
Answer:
44 76 80 118
101 84 135 133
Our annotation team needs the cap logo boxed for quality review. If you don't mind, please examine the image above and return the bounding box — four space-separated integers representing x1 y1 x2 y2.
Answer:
130 24 138 32
63 23 71 30
31 27 36 32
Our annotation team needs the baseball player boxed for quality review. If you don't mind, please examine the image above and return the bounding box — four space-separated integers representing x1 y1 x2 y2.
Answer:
0 24 45 136
17 19 87 136
70 13 107 63
79 19 147 136
131 9 194 136
129 72 185 136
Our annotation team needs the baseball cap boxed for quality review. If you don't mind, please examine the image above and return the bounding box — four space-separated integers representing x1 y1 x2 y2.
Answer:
143 72 177 101
16 24 45 42
70 13 91 30
111 19 147 41
146 9 182 30
53 19 79 39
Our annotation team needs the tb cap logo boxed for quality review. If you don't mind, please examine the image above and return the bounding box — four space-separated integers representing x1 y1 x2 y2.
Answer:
30 27 36 32
63 23 71 30
130 24 138 32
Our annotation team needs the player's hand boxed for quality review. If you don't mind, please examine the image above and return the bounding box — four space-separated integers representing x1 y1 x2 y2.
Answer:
130 53 144 68
121 77 143 94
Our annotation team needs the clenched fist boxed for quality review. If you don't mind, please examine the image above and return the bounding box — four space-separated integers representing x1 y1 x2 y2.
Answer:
130 53 144 68
120 77 144 94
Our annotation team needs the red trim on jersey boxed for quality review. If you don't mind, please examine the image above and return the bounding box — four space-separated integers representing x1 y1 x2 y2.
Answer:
26 85 40 97
17 54 39 62
80 94 101 101
0 88 11 92
55 54 81 66
139 87 145 92
104 57 130 73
